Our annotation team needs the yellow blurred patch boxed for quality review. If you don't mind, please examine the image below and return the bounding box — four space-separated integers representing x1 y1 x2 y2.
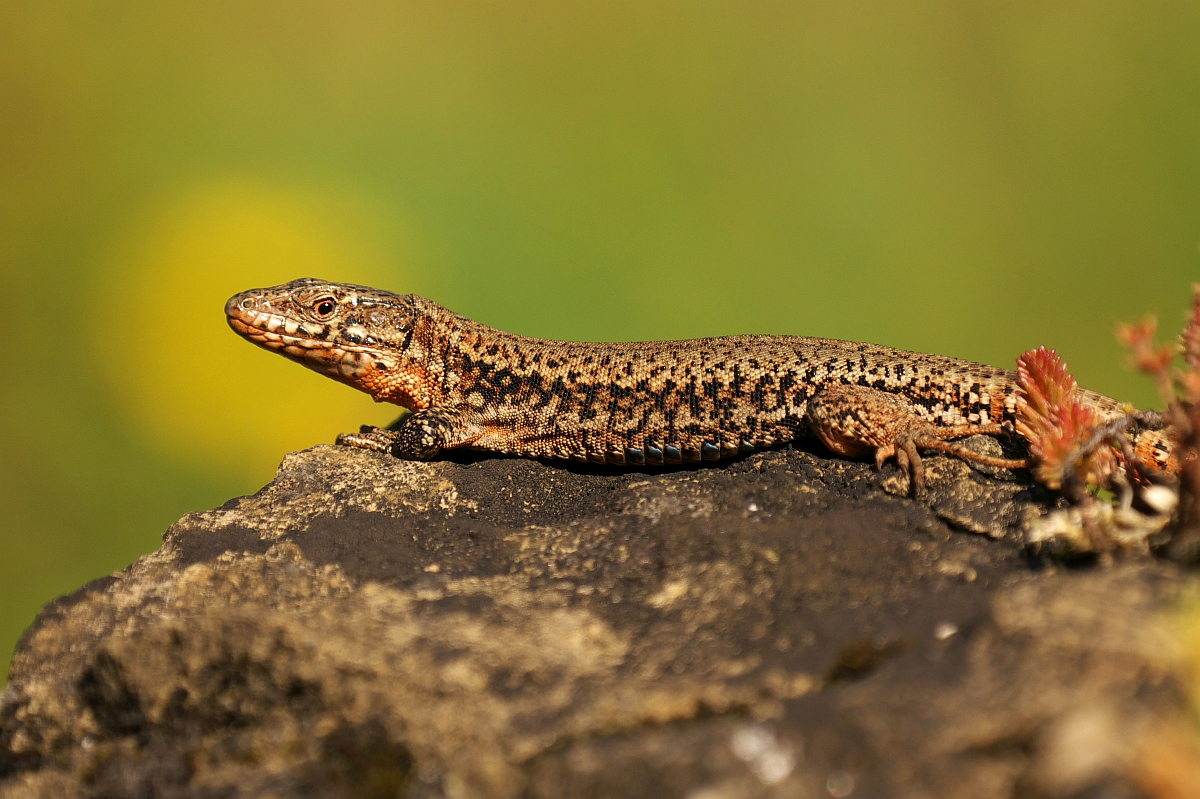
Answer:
93 178 412 486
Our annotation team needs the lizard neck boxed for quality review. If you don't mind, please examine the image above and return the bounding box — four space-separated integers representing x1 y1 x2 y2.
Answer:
365 296 467 411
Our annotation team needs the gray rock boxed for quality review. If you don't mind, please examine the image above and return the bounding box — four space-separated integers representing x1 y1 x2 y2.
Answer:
0 444 1193 798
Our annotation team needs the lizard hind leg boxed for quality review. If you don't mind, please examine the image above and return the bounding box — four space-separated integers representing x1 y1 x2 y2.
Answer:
805 384 1023 499
920 437 1028 470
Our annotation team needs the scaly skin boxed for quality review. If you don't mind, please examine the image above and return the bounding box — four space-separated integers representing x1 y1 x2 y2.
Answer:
225 279 1173 491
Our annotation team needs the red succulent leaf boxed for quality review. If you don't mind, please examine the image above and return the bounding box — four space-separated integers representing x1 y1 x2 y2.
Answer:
1016 347 1113 489
1183 283 1200 373
1116 316 1158 349
1181 372 1200 407
1016 345 1078 417
1118 316 1179 401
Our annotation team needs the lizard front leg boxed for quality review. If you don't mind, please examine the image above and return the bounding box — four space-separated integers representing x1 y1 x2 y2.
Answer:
805 384 1026 498
337 407 484 460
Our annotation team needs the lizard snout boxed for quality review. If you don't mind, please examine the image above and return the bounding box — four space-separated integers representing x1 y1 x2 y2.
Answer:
225 291 255 319
225 289 287 330
225 289 285 339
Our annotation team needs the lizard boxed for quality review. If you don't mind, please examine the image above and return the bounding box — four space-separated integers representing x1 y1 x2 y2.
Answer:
225 278 1174 496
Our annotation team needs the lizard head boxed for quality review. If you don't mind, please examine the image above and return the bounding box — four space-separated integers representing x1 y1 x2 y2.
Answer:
225 278 436 410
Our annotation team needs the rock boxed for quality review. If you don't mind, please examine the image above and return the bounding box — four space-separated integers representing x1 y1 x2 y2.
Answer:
0 443 1194 798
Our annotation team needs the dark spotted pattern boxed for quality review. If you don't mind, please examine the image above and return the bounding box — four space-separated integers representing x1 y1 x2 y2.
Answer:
226 279 1167 470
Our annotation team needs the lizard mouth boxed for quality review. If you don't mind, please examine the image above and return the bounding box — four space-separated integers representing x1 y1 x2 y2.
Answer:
226 304 335 354
225 296 380 382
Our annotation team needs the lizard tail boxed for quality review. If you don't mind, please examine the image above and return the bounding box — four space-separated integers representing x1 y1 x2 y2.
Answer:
1031 386 1179 476
1133 426 1179 475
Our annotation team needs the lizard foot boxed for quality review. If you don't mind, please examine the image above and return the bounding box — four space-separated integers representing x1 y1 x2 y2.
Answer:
806 384 1027 498
336 426 401 453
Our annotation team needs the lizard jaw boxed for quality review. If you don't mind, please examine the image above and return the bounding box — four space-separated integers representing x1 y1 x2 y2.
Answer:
225 300 423 410
226 299 379 382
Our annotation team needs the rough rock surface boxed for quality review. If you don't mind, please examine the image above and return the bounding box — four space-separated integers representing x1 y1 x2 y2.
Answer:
0 441 1194 798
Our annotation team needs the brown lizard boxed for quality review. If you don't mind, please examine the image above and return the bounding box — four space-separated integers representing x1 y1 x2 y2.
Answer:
225 279 1173 496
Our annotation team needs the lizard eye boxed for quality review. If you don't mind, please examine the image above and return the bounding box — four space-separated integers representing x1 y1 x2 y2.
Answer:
314 298 337 318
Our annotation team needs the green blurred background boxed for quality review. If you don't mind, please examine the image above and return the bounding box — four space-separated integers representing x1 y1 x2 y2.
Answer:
2 1 1199 682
